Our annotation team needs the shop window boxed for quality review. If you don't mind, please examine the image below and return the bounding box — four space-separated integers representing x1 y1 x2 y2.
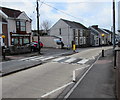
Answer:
19 38 23 45
14 38 19 45
24 38 29 44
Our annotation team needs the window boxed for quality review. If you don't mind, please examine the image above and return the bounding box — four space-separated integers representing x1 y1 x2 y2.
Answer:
80 30 83 37
14 38 19 45
78 30 80 37
59 28 61 35
24 38 29 44
73 29 76 41
16 21 26 32
80 37 83 44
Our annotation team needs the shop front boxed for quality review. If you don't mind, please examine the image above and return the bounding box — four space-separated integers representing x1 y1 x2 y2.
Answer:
10 32 31 46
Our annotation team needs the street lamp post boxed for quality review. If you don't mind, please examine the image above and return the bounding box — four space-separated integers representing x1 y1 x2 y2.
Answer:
36 0 41 54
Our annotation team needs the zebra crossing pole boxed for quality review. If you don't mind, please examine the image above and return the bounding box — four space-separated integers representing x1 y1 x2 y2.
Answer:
101 34 105 57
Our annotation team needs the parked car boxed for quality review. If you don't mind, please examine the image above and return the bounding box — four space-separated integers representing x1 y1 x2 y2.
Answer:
30 41 43 52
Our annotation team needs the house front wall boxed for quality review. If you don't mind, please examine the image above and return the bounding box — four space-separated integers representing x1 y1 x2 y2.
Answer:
7 16 31 46
18 12 32 33
50 20 73 48
50 19 90 48
7 19 16 46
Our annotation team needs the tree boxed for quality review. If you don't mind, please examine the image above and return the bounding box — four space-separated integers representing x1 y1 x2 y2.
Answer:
41 20 51 35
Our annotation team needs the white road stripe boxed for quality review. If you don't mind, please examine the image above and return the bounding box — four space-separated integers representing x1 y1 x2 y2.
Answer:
64 58 77 63
77 59 89 64
41 82 74 98
29 57 44 61
73 65 90 82
41 56 54 61
52 57 66 62
19 56 39 61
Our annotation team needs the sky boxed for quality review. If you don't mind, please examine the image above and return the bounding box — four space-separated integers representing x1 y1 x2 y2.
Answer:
0 0 120 32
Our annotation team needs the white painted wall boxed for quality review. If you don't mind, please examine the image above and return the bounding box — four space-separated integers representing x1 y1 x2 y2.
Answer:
33 36 61 48
8 19 16 33
50 19 73 48
18 12 32 33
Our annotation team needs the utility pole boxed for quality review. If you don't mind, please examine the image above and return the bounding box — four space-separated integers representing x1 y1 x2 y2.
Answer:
113 0 116 50
36 0 41 54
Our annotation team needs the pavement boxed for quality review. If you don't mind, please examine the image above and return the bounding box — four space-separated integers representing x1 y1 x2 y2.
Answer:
58 49 117 99
116 47 120 100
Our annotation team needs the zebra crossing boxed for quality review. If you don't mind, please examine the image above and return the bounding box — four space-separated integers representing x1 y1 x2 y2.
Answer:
19 55 90 65
19 56 55 62
52 57 89 65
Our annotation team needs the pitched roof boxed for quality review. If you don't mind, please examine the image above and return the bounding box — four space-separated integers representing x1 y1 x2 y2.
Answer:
61 19 88 29
103 29 112 34
89 26 99 35
91 25 110 34
0 7 22 18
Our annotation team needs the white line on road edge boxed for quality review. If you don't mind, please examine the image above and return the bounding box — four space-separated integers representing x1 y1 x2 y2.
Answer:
73 65 89 82
64 54 101 98
41 82 74 98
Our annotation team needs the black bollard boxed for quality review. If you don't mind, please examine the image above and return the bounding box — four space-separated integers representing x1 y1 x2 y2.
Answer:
102 49 104 57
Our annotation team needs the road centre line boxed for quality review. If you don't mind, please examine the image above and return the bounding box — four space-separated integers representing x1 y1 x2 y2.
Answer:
41 82 74 98
64 54 101 98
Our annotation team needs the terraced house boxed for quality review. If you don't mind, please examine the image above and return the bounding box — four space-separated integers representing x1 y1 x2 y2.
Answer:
90 25 112 46
50 19 90 48
0 7 32 47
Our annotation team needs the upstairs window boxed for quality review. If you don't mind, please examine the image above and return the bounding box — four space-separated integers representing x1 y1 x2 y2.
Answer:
16 21 26 32
59 28 61 35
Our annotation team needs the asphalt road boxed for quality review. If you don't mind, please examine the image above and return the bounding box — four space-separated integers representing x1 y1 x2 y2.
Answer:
1 46 112 98
1 48 75 76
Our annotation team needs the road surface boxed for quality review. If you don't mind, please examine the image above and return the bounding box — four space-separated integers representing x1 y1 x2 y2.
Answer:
1 46 112 98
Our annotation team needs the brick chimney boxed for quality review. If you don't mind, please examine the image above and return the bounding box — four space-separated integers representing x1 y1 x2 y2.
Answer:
92 25 98 29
